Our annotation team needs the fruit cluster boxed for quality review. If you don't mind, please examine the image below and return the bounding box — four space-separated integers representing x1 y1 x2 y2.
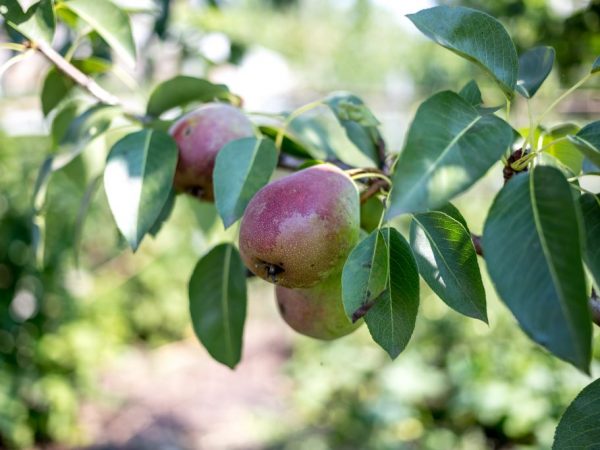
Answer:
169 102 365 340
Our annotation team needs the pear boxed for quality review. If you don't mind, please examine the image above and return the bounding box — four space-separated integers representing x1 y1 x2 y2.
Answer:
275 273 362 340
169 103 254 200
239 164 360 288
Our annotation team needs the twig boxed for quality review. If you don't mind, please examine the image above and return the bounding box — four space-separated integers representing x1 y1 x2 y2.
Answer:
360 179 388 204
30 40 120 106
471 233 483 256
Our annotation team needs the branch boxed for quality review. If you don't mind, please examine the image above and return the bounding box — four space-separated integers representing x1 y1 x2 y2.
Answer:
471 233 483 256
30 40 120 106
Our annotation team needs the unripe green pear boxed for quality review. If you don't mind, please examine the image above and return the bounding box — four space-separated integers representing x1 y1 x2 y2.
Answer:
275 273 362 340
239 164 360 289
360 196 384 232
169 103 254 200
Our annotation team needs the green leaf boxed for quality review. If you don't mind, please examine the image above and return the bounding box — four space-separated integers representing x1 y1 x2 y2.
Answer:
387 91 513 218
579 194 600 288
365 227 419 359
342 229 389 322
189 243 247 369
553 378 600 449
63 0 136 66
541 123 583 174
325 92 382 166
410 209 487 322
482 166 591 372
0 0 55 44
568 135 600 169
50 100 85 146
72 56 112 74
148 187 175 237
459 80 483 107
103 129 178 251
146 76 234 117
54 104 120 169
592 56 600 74
407 6 518 98
214 137 277 229
41 68 74 116
568 121 600 169
516 46 555 98
259 125 313 159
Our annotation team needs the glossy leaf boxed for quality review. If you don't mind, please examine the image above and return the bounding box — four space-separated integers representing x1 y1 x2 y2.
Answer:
41 69 74 116
568 135 600 169
516 46 555 98
568 121 600 169
0 0 55 44
325 92 382 166
407 6 518 97
63 0 137 66
541 123 583 175
148 187 176 237
189 243 247 369
104 129 178 251
54 104 120 170
342 230 389 322
365 227 419 359
553 378 600 449
214 137 278 228
459 80 483 107
579 194 600 288
259 125 313 159
483 166 591 372
387 91 513 218
146 76 233 117
411 209 487 322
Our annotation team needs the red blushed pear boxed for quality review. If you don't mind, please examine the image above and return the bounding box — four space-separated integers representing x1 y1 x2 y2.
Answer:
276 273 362 340
239 164 360 289
169 103 254 201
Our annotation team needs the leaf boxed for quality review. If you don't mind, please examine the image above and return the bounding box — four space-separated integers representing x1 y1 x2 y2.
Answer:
189 243 247 368
365 227 419 359
592 56 600 74
541 123 583 175
386 91 513 218
41 68 74 116
325 92 382 166
482 166 591 372
63 0 137 66
103 129 178 251
407 6 518 98
214 137 277 229
568 121 600 169
73 174 102 267
553 378 600 449
579 194 600 288
0 0 55 44
259 125 313 159
410 209 487 322
583 158 599 174
54 104 120 170
516 46 555 98
342 230 389 322
568 135 600 170
459 80 483 107
148 187 176 237
146 76 234 117
50 100 85 145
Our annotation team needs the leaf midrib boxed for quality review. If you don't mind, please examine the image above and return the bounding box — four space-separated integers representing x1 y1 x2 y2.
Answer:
221 245 234 365
396 114 481 212
414 213 485 319
529 169 583 367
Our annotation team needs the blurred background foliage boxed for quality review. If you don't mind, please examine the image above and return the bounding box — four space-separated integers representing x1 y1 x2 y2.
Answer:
0 0 599 448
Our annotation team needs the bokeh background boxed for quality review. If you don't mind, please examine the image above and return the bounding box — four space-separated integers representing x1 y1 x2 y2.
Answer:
1 0 599 448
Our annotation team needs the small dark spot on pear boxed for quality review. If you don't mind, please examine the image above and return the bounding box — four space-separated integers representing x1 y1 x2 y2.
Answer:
184 126 192 136
187 186 204 198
